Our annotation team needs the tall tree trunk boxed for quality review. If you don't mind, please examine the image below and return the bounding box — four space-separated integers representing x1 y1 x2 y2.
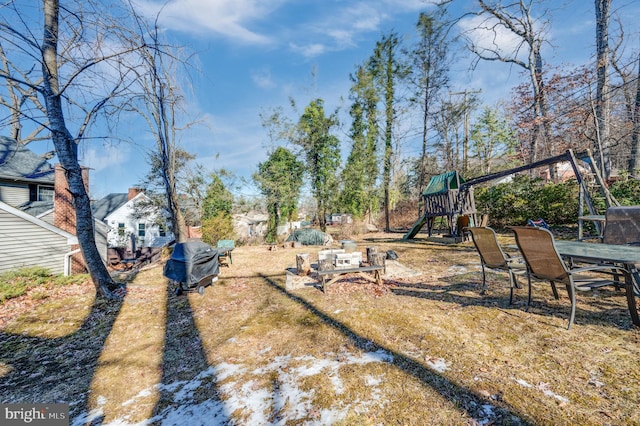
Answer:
382 36 396 233
628 54 640 176
595 0 612 178
42 0 116 299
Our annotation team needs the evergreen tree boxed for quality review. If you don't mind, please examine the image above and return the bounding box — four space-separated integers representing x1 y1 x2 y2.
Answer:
202 173 234 220
295 99 341 232
253 147 304 243
470 107 517 174
340 65 379 220
369 32 406 231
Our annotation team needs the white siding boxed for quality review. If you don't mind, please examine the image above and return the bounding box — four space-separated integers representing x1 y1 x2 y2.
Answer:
39 210 55 224
0 182 29 206
94 220 108 263
104 194 173 248
0 209 73 274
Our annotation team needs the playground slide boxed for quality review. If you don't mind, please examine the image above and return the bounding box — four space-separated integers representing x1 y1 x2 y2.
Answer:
403 215 427 240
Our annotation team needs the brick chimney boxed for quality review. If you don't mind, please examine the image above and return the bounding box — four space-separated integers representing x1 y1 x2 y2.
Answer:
54 164 89 234
54 164 90 274
128 187 142 200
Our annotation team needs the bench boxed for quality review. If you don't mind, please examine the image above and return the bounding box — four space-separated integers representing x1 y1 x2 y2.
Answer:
316 265 385 292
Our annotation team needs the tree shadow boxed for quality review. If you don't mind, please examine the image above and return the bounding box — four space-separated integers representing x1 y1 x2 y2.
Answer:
0 295 124 421
150 284 229 424
259 273 535 425
390 272 637 330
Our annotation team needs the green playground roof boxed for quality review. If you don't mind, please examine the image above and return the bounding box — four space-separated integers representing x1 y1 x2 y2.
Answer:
422 171 465 196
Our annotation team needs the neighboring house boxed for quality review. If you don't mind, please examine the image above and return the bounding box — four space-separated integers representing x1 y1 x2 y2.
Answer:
0 136 55 207
233 211 268 239
0 200 78 275
0 136 107 274
92 188 174 248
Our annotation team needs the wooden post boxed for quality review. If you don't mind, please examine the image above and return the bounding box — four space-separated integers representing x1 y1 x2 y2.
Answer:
318 258 333 283
366 246 378 264
296 253 310 276
371 252 386 274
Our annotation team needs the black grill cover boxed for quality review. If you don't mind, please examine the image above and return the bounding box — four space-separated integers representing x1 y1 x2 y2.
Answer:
163 241 219 286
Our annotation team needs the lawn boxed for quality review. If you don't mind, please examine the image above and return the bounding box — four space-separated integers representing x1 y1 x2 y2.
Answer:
1 230 640 425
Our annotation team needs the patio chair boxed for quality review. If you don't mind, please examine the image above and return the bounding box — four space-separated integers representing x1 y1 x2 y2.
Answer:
466 227 526 304
510 226 634 329
601 206 640 245
216 239 235 266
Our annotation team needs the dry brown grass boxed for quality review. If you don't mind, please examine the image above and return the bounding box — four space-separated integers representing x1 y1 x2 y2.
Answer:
2 230 640 425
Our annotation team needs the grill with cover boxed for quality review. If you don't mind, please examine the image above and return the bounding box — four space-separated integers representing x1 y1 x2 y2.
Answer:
163 241 219 295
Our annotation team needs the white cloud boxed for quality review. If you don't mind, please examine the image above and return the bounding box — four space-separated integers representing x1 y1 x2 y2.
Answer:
289 42 327 58
81 142 131 173
134 0 425 57
251 68 277 89
133 0 286 44
458 14 526 61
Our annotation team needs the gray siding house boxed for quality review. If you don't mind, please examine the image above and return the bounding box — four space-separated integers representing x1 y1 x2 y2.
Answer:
0 137 107 274
0 200 78 275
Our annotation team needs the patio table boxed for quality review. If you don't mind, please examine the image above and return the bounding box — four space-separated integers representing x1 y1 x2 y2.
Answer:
554 240 640 326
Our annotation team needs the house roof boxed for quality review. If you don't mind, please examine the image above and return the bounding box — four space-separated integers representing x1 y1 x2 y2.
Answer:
19 200 54 217
423 171 465 196
0 136 54 184
91 193 130 221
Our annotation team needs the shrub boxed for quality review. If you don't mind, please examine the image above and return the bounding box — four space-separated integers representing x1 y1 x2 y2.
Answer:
201 213 235 246
0 267 88 304
475 175 579 228
609 178 640 206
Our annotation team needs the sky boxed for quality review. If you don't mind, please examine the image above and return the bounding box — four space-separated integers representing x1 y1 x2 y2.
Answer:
70 0 640 200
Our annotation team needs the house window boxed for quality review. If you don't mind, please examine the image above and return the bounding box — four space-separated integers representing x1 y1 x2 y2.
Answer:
117 223 125 236
38 185 54 202
138 223 146 237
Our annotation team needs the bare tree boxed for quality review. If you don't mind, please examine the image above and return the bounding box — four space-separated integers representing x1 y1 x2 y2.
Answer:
464 0 553 168
406 5 452 197
0 1 149 299
595 0 612 178
0 45 47 143
629 55 640 176
124 13 193 243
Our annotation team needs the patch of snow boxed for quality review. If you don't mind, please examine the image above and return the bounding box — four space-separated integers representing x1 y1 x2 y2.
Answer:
515 378 533 388
72 349 394 426
215 362 245 381
365 374 383 386
426 358 449 373
447 265 468 274
514 377 569 404
476 404 497 425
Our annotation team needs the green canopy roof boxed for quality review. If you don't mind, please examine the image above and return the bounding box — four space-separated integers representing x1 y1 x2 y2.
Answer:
422 171 465 196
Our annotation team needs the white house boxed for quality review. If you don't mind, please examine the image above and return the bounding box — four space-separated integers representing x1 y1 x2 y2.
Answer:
92 188 174 248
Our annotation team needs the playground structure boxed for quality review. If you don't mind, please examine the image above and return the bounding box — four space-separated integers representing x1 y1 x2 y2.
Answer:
403 149 618 240
403 171 477 240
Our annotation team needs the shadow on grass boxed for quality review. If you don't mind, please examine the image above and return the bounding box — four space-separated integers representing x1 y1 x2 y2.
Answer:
0 295 124 421
259 273 535 425
150 283 229 423
390 272 638 330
